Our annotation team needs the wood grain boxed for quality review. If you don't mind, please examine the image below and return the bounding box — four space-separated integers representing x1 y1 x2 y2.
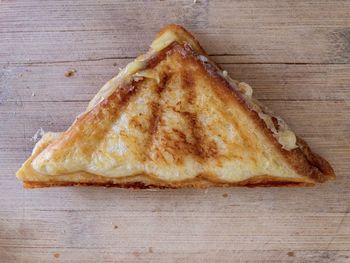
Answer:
0 0 349 262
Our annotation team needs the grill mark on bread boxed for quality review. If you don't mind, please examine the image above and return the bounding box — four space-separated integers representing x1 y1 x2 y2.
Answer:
148 68 218 164
182 69 196 105
46 82 142 168
150 68 219 163
83 83 141 157
180 111 218 160
146 43 177 69
180 69 218 160
146 74 170 161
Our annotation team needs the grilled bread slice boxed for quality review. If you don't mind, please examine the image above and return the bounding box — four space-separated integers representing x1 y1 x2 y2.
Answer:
16 24 335 188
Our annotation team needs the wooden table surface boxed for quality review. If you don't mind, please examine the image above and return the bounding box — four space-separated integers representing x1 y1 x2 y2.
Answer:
1 1 350 262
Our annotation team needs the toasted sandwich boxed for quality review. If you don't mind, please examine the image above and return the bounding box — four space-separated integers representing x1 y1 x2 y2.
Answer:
16 24 335 188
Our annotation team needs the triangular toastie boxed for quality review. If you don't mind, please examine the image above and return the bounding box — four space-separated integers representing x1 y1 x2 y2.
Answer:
17 24 335 188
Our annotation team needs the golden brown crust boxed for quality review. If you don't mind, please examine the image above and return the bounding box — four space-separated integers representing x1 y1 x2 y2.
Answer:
23 175 314 189
23 181 313 188
294 138 335 182
17 24 335 188
18 130 316 188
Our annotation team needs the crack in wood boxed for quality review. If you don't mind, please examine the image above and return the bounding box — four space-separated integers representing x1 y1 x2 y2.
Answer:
1 99 346 104
2 60 349 66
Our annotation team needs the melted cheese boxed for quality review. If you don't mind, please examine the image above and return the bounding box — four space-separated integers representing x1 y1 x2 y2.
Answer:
151 31 179 52
232 82 297 150
238 82 253 97
150 30 202 53
134 69 160 83
87 60 146 111
277 130 297 151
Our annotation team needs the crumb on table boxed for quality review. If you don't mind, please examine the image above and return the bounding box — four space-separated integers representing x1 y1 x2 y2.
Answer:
287 251 295 257
64 69 76 77
132 251 141 257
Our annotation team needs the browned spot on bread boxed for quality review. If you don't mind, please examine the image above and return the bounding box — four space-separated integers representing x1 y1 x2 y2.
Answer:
53 253 60 258
181 69 196 104
292 138 335 182
146 74 171 161
180 111 218 160
148 101 162 136
271 116 279 129
129 117 146 133
171 128 187 139
146 43 177 69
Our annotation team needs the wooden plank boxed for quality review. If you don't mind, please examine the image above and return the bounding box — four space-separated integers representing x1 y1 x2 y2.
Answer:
1 100 349 208
0 190 350 262
2 248 349 263
2 0 349 33
0 210 349 250
1 100 349 149
1 0 350 64
2 62 350 103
